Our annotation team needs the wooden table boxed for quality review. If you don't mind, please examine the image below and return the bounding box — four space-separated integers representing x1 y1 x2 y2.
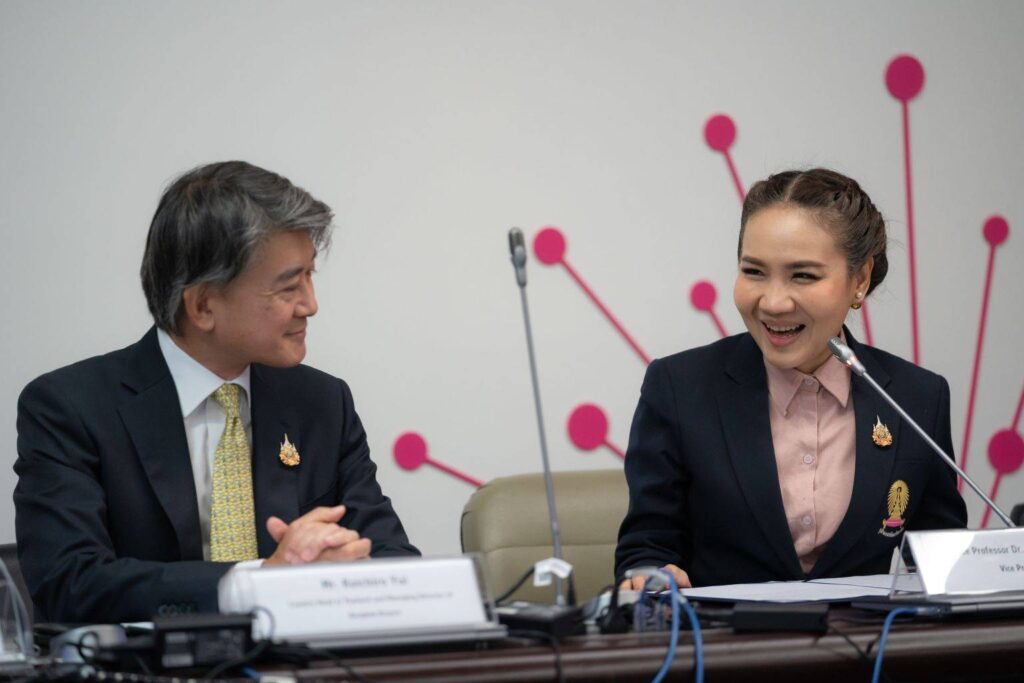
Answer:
278 614 1024 682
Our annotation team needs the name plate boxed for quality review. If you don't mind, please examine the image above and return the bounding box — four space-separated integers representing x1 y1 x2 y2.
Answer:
907 528 1024 596
219 556 497 643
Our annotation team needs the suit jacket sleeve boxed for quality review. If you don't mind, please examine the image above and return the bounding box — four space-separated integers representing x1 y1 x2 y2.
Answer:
614 358 692 580
907 376 968 531
334 379 419 557
14 375 232 623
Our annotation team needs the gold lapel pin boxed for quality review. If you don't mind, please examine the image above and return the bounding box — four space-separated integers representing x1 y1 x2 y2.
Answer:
279 433 301 467
872 416 893 448
879 479 909 537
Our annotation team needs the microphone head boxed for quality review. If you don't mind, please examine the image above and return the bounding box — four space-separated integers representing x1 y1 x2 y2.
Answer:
508 227 525 257
828 336 866 376
828 337 851 362
508 227 527 285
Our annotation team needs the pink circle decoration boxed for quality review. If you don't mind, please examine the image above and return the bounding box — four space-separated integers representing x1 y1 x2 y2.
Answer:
987 429 1024 475
885 55 925 101
703 114 736 152
533 227 567 265
567 403 609 451
983 216 1009 247
690 280 718 311
393 431 429 471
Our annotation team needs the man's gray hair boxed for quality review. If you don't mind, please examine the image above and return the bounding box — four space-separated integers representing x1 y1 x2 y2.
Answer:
140 161 333 334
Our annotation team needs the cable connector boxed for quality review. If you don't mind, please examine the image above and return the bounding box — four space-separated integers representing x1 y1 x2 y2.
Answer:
533 558 573 587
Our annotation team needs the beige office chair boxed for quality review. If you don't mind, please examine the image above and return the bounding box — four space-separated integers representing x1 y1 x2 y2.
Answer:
460 469 628 604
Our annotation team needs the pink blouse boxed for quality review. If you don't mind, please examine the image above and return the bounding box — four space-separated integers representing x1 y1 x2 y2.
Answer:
764 353 856 573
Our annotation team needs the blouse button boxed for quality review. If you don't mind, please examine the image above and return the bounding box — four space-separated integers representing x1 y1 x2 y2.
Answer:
803 453 815 465
802 515 813 527
803 378 817 387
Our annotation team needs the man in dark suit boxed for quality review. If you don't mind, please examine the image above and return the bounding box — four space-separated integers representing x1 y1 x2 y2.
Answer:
614 330 968 587
15 161 418 623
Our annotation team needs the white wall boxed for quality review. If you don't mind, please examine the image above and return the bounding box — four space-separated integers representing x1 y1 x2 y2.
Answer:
2 0 1022 555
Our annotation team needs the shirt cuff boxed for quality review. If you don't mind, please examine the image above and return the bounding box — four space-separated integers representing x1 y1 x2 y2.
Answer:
217 559 265 614
235 559 264 570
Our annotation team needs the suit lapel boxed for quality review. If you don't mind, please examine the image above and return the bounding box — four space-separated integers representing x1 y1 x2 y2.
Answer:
250 366 300 557
118 328 203 560
810 333 901 577
715 335 804 579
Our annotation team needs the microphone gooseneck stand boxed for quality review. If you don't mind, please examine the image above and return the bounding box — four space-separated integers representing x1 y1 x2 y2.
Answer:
508 227 567 605
827 337 1015 528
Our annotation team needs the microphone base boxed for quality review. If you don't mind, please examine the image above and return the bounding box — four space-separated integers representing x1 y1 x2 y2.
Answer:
496 602 585 639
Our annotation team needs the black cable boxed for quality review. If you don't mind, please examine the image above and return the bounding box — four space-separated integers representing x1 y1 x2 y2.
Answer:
131 652 154 677
598 582 629 633
71 640 93 665
202 607 277 681
827 610 899 679
202 638 271 681
72 630 103 665
508 628 566 683
494 566 536 604
319 648 375 683
861 612 917 658
268 643 373 683
827 622 881 674
254 604 277 643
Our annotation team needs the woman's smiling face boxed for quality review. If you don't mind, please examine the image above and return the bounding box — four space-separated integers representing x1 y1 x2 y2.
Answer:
733 204 872 374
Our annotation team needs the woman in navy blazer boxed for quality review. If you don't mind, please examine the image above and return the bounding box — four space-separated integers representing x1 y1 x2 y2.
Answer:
615 169 967 588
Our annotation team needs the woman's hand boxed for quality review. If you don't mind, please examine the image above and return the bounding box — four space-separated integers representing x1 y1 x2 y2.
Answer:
618 563 692 591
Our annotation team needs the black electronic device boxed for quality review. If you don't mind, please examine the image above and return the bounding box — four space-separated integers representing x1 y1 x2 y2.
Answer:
496 602 585 639
152 612 254 669
595 587 630 634
731 602 829 633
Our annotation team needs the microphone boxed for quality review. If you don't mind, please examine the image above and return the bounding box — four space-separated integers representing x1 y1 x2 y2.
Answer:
507 228 569 605
827 337 1015 528
509 228 527 287
827 337 866 376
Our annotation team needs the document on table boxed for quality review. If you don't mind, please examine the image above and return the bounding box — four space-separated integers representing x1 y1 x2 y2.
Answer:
681 573 923 603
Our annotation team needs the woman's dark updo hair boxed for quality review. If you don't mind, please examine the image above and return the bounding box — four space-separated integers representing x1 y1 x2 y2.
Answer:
738 168 889 296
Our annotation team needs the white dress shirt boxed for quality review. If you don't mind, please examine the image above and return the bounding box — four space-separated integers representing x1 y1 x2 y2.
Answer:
157 329 252 562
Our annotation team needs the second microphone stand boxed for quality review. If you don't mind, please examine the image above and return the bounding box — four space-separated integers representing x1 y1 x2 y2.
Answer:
510 228 567 605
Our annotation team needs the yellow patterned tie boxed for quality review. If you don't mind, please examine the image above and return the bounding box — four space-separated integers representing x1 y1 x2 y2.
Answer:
209 383 258 562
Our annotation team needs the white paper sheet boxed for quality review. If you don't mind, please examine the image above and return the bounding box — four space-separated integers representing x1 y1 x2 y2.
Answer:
681 573 922 603
812 574 922 592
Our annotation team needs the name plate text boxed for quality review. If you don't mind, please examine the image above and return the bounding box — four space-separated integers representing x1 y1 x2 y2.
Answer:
219 556 490 641
907 527 1024 596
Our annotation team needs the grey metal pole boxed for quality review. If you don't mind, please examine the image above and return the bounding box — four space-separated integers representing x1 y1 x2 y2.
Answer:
860 371 1015 528
509 228 566 605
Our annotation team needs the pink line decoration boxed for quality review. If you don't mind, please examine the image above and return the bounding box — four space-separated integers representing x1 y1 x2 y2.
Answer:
886 55 925 365
393 431 483 487
567 403 625 459
690 280 728 338
982 428 1024 528
959 216 1010 489
534 226 652 365
859 300 874 346
1014 382 1024 431
703 114 745 202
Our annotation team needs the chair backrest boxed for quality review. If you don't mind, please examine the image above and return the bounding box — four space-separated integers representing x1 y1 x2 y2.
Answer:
0 543 33 625
460 469 628 604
